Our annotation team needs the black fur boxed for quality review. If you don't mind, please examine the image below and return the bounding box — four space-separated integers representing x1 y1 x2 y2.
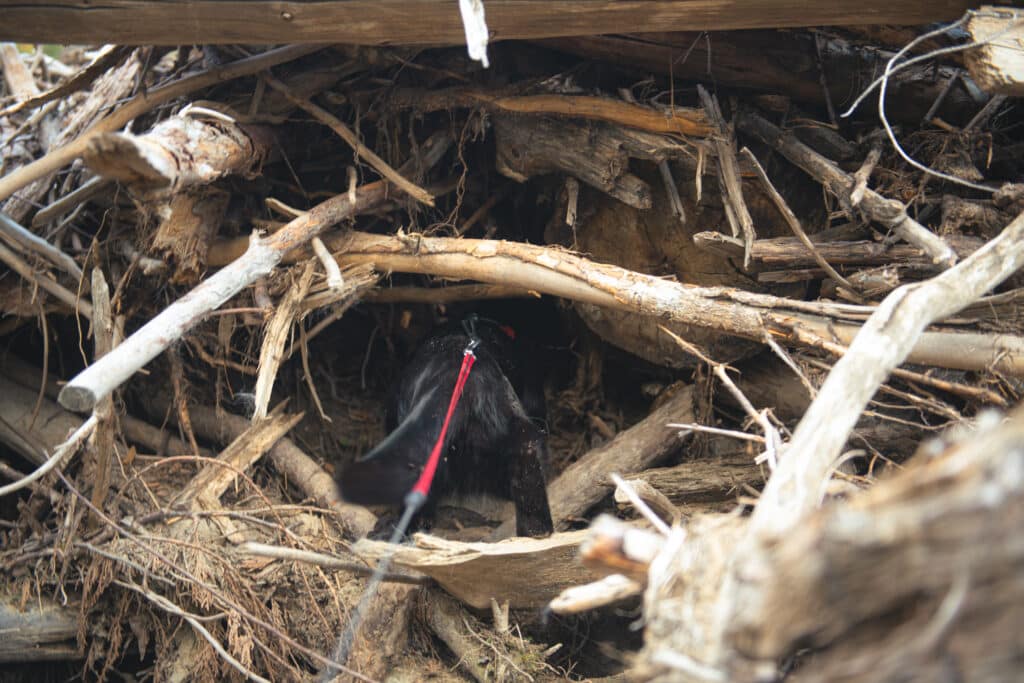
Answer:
337 319 554 537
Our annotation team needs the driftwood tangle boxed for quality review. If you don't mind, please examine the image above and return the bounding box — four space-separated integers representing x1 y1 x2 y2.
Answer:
0 11 1022 683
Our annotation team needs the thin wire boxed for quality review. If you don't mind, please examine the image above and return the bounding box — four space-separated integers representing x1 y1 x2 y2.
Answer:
840 10 1020 118
840 9 1021 194
877 33 999 193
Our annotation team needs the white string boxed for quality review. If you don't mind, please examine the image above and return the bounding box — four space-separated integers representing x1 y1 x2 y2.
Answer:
841 9 1022 194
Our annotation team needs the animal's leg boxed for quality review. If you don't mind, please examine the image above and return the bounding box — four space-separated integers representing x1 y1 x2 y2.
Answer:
508 418 554 537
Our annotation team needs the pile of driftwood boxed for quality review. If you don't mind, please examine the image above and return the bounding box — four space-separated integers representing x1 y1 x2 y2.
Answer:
0 5 1023 682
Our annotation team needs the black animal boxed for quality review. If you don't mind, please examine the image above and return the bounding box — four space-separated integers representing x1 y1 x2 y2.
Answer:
337 317 554 537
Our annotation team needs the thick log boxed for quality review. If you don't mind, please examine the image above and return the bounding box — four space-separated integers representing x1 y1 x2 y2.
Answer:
693 231 983 271
723 408 1024 683
0 1 973 46
541 30 980 123
84 116 273 191
265 230 1024 376
0 598 80 662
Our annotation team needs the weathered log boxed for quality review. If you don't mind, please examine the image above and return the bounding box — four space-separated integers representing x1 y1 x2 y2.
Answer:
2 358 205 459
540 29 980 123
638 456 763 510
719 408 1024 683
0 598 80 662
692 231 983 271
237 229 1024 376
0 373 92 467
496 117 658 208
0 1 973 46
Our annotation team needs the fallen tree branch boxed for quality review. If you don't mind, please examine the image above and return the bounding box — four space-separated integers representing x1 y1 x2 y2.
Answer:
208 230 1024 376
751 206 1024 538
388 88 711 137
58 132 449 413
738 110 958 266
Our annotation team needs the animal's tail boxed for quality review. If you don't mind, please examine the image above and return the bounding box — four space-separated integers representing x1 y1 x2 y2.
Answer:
336 386 444 505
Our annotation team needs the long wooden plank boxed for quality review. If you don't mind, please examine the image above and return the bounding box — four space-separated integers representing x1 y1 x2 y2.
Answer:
0 0 975 46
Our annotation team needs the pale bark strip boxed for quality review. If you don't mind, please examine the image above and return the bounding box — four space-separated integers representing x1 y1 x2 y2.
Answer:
750 207 1024 538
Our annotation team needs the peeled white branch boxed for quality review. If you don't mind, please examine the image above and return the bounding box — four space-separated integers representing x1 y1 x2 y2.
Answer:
751 207 1024 538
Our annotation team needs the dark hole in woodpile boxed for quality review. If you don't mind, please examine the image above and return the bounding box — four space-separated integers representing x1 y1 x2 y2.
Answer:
0 8 1023 682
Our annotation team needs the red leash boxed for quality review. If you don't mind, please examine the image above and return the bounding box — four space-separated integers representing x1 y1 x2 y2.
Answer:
407 339 478 505
322 337 479 679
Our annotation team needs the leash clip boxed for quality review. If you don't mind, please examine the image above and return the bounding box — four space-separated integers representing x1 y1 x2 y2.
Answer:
462 314 481 356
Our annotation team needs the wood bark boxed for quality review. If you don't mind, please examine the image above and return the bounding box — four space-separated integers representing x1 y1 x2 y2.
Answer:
964 6 1024 96
207 229 1024 376
83 115 274 191
0 1 974 46
720 408 1024 683
639 456 763 509
540 30 979 123
0 598 80 662
494 116 674 209
150 191 230 286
